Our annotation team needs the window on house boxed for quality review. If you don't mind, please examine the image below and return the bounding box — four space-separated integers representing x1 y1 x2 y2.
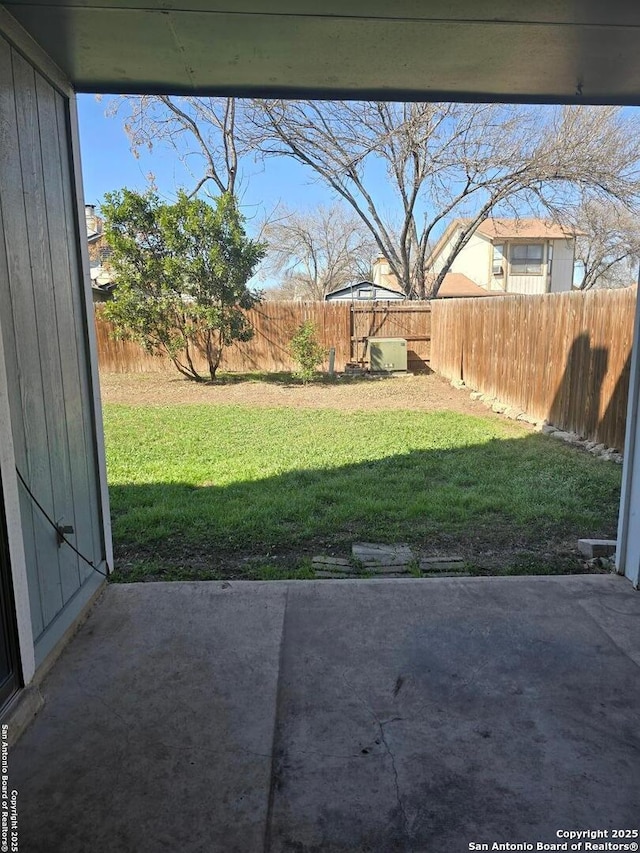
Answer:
492 243 504 276
510 243 544 274
358 287 374 299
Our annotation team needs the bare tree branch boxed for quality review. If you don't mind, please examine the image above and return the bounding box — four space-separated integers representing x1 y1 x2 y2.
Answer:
567 197 640 289
108 97 640 297
261 203 376 300
107 94 246 196
247 101 640 296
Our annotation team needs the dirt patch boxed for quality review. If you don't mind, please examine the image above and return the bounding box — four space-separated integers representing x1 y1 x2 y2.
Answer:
111 514 596 583
99 370 519 420
111 536 600 583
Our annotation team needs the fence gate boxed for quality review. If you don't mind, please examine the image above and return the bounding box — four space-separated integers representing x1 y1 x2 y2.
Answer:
350 302 432 371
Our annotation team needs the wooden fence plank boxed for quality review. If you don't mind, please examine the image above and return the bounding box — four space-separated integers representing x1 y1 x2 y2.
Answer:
95 300 433 374
95 289 634 450
431 288 637 451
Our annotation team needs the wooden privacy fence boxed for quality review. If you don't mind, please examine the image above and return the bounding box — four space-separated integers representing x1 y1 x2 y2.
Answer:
94 300 432 374
431 287 637 451
350 302 431 371
95 301 351 373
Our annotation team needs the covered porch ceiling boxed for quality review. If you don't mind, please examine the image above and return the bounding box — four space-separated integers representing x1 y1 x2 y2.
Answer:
4 1 640 103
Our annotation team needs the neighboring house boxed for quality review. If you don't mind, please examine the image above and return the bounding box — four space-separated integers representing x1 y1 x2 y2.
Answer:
324 256 407 301
427 218 579 295
327 253 500 302
86 204 116 302
435 272 499 298
324 280 407 301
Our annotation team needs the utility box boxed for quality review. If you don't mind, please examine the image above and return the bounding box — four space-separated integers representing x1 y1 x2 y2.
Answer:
367 337 408 372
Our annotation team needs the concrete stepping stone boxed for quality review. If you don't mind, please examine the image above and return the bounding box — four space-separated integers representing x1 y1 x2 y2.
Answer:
313 549 469 579
352 543 414 567
352 542 413 558
419 556 466 572
577 539 616 559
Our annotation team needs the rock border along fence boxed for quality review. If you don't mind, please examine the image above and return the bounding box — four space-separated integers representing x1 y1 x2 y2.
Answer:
431 287 636 454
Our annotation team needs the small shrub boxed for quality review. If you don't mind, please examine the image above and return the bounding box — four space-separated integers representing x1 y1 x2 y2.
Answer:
289 321 326 382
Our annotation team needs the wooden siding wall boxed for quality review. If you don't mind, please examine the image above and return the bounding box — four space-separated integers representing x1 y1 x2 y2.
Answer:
0 34 104 655
431 288 636 450
95 301 433 373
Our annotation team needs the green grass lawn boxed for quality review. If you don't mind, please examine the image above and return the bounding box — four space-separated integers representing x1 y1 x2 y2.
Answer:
104 403 622 581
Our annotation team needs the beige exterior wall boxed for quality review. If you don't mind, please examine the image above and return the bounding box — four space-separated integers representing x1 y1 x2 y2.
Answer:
433 230 491 287
503 239 574 295
372 257 390 286
431 230 461 275
549 239 575 293
489 249 507 291
506 273 547 294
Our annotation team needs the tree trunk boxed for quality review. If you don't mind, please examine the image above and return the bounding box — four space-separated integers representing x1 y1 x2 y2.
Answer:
204 330 222 380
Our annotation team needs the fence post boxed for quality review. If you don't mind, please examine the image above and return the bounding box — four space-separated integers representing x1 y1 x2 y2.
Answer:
328 347 335 376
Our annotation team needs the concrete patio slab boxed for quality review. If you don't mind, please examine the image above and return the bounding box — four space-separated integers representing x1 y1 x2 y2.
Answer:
9 575 640 853
11 582 289 853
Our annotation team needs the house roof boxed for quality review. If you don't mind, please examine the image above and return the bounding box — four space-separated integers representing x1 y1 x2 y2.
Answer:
324 280 406 299
436 273 498 298
427 216 578 269
475 218 578 240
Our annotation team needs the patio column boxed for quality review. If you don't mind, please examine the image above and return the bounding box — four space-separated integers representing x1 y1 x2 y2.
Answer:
616 276 640 588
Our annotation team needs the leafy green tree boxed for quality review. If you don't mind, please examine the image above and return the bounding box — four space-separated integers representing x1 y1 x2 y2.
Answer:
102 189 265 380
289 321 326 382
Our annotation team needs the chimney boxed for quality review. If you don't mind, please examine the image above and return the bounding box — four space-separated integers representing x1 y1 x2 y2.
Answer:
372 254 390 286
85 204 98 236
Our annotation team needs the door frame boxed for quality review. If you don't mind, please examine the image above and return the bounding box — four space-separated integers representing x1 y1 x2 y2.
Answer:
0 476 21 708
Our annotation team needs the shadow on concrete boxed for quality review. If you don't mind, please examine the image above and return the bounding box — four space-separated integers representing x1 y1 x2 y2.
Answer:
10 575 640 852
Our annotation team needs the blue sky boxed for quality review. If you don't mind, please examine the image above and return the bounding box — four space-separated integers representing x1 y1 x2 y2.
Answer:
78 94 341 231
78 95 629 288
77 94 407 287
